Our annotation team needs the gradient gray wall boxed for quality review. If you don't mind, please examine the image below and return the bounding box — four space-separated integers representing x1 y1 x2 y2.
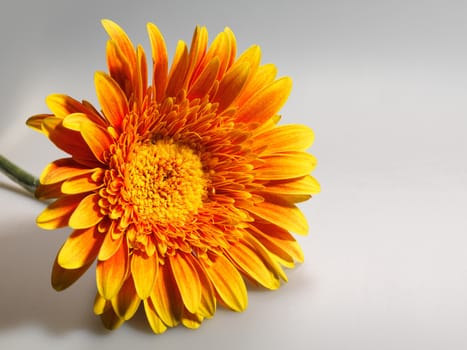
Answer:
0 1 466 349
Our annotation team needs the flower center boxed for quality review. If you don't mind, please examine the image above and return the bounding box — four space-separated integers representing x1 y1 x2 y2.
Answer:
125 138 207 224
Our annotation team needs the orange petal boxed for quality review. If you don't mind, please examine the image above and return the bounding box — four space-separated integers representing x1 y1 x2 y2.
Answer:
51 254 93 291
105 40 133 99
224 27 237 69
236 63 277 106
101 19 136 96
147 23 168 102
165 40 189 97
213 62 250 112
255 124 315 154
100 305 125 330
42 118 98 166
36 195 83 229
35 182 63 200
202 31 231 80
144 299 168 334
57 226 104 269
227 239 280 290
246 199 309 235
111 276 141 320
255 152 317 180
26 114 51 133
135 45 148 107
131 251 158 299
169 253 201 314
236 77 292 124
40 158 95 185
68 193 103 229
96 238 129 300
187 57 220 99
94 72 129 129
150 263 181 327
80 121 113 163
203 255 247 312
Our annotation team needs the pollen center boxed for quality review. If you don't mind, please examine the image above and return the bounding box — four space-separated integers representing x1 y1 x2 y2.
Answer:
126 138 207 224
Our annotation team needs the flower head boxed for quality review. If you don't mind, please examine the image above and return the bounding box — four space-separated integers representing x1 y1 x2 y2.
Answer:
27 19 320 333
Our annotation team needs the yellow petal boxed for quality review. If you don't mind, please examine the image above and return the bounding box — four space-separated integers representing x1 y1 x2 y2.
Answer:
36 195 82 230
245 198 309 235
236 77 291 124
94 72 129 129
62 112 92 131
147 23 168 102
61 171 103 195
191 259 216 318
46 94 87 119
169 253 201 314
203 255 247 312
96 239 129 300
40 158 95 185
111 276 141 320
150 263 181 327
93 292 107 315
144 299 168 334
57 227 103 269
243 233 288 282
98 228 123 261
181 309 203 329
255 152 317 180
51 254 93 291
227 239 280 290
131 251 158 299
235 45 261 75
255 124 315 154
68 193 103 229
80 121 113 163
252 222 304 263
263 175 321 196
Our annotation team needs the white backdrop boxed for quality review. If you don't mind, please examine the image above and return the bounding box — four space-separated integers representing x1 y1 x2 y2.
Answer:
0 1 466 349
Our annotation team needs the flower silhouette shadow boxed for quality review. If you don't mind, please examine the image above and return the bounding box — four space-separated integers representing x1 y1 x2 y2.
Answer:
0 214 105 334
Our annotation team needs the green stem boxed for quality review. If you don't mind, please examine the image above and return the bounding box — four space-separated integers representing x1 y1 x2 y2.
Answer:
0 154 39 195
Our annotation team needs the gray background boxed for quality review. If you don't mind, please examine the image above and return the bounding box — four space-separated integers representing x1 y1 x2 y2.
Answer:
0 0 466 349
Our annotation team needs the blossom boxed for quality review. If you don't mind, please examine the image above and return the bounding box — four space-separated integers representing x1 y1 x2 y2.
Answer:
26 19 320 333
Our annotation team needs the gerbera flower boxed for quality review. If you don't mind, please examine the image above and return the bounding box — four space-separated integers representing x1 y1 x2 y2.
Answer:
26 19 320 333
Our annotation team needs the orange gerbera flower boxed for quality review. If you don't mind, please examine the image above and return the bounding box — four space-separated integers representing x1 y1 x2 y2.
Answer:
26 19 320 333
